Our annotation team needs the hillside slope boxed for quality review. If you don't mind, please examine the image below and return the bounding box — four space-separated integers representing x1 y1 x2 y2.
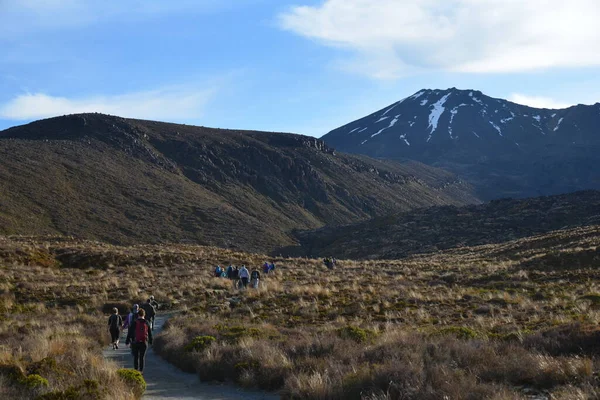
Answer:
0 113 478 252
322 88 600 199
279 190 600 259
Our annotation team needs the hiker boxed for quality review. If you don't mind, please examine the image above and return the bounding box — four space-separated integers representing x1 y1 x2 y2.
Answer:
324 257 334 269
107 307 123 350
250 268 260 289
269 262 276 273
226 264 233 279
125 308 153 373
140 298 157 331
263 262 270 274
149 295 159 310
239 265 250 288
231 265 240 288
214 265 222 277
122 304 139 331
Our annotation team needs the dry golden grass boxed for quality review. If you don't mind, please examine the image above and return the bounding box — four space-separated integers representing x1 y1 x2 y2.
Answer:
1 226 599 398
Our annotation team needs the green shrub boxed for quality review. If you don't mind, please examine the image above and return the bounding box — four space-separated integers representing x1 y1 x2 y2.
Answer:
22 374 49 388
117 368 146 398
337 326 376 343
436 326 482 340
184 335 216 352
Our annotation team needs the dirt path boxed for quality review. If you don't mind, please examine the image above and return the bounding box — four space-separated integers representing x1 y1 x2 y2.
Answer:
103 315 278 400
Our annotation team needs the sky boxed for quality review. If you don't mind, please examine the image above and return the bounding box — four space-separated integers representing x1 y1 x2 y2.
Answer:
1 0 600 137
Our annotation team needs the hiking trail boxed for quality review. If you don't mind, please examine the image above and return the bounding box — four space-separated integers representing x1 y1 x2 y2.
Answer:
103 314 278 400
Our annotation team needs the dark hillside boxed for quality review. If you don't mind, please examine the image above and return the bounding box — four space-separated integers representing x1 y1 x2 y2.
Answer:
280 190 600 259
0 113 478 253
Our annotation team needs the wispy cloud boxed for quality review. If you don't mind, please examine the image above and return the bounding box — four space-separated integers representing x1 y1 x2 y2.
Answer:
0 0 230 38
508 94 572 110
279 0 600 79
0 86 214 121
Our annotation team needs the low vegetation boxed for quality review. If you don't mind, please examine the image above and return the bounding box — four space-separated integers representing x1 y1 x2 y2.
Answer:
0 225 599 398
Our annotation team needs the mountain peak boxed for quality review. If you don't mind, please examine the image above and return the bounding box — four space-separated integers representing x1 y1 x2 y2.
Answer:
322 89 600 200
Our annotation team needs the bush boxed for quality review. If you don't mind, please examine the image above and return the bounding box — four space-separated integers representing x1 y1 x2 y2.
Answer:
436 326 482 340
337 326 376 343
22 374 49 388
117 368 146 398
184 335 216 352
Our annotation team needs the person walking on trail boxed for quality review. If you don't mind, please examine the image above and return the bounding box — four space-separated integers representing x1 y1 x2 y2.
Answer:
123 304 139 331
269 262 276 273
263 262 270 274
149 295 159 311
250 268 261 289
226 264 233 279
140 299 157 331
214 265 222 278
239 265 250 288
126 308 153 373
231 265 240 289
107 307 123 350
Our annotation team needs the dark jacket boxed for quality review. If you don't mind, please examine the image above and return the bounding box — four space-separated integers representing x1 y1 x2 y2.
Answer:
108 314 122 329
150 299 159 310
140 302 156 319
126 318 153 345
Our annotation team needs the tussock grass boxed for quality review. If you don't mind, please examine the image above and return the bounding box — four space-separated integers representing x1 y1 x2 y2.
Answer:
1 227 599 398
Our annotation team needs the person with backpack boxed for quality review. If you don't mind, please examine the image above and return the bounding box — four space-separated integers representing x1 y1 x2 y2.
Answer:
263 262 270 275
239 265 250 289
214 265 222 277
250 268 260 289
125 308 153 373
140 299 157 331
122 304 139 331
107 308 123 350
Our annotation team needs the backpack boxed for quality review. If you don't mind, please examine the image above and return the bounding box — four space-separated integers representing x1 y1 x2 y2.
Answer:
251 271 259 279
134 319 149 343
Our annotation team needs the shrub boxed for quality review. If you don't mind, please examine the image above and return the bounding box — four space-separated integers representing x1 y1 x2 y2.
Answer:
337 326 376 343
117 368 146 398
184 335 216 352
436 326 482 340
22 374 49 388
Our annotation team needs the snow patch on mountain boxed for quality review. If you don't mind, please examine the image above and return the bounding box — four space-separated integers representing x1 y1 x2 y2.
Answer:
410 90 425 100
358 127 368 133
420 99 429 106
533 115 541 122
349 127 361 134
554 117 564 132
375 116 389 123
360 139 368 145
427 93 451 142
500 117 514 124
371 114 401 138
399 134 410 146
489 121 503 136
381 98 405 116
472 131 480 138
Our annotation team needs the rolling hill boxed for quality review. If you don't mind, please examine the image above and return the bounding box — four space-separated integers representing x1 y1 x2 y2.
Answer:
0 113 478 253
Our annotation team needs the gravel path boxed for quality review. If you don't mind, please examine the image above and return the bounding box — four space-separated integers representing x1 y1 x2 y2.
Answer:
103 315 279 400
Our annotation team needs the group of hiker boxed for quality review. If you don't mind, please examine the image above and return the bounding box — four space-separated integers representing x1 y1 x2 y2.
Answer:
214 261 276 289
107 296 159 373
323 257 337 269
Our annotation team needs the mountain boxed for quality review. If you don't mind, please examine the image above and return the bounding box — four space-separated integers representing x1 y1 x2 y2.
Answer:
0 113 478 253
278 190 600 260
322 88 600 200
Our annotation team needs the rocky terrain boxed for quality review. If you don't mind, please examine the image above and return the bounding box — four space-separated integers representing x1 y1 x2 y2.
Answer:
0 113 478 253
322 88 600 199
279 190 600 259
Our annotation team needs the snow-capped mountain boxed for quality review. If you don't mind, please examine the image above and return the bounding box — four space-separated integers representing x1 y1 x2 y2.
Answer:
322 88 600 199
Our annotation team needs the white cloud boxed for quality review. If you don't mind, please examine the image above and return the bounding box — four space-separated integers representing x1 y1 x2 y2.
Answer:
0 86 214 121
508 94 572 109
279 0 600 79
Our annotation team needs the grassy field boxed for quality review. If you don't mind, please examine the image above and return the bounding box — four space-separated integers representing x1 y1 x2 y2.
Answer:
1 226 599 398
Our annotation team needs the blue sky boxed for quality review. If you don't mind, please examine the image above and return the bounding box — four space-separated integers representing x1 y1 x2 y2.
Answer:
1 0 599 137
